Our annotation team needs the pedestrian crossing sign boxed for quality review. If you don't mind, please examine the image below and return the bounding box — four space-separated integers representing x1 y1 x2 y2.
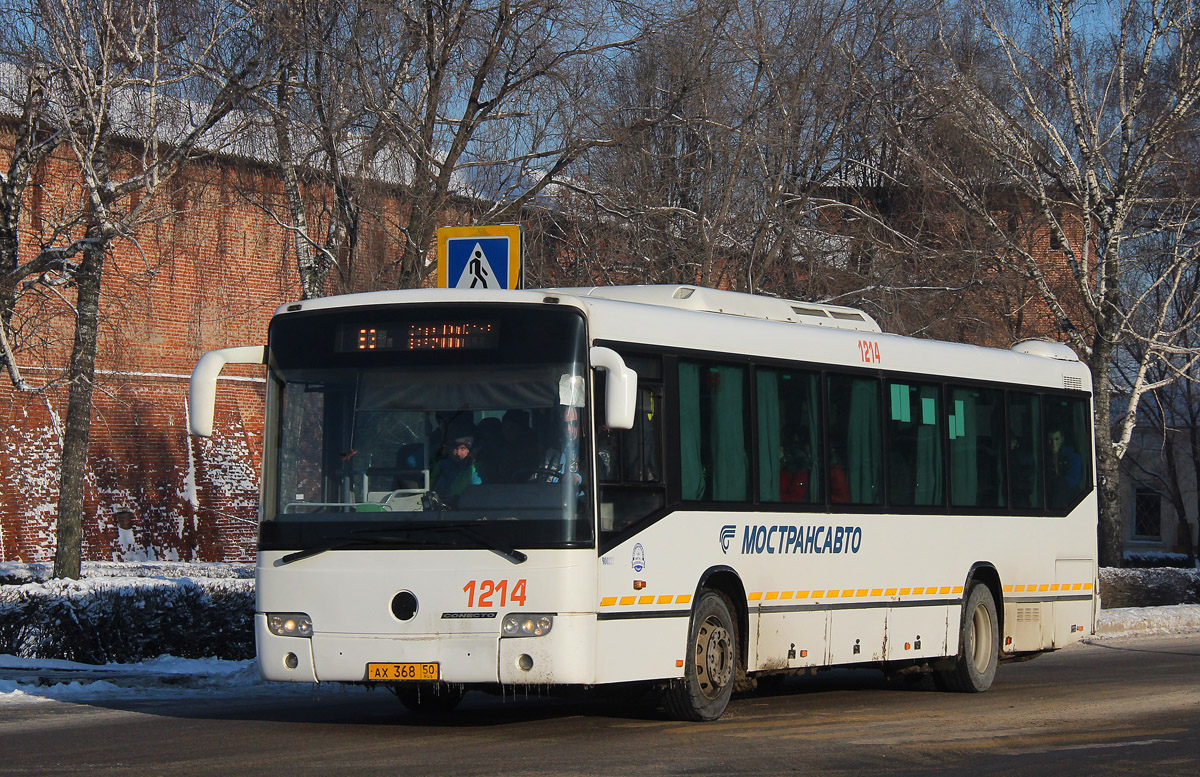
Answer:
436 224 522 290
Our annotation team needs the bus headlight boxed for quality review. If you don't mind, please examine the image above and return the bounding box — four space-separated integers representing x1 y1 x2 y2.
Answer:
501 614 554 637
267 612 313 638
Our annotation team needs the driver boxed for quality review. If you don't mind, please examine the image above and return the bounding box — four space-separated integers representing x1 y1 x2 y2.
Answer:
536 406 583 489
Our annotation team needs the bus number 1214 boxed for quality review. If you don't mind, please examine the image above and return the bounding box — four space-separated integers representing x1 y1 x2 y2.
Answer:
463 579 528 607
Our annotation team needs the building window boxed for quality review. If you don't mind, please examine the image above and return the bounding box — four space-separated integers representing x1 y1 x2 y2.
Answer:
1132 486 1162 540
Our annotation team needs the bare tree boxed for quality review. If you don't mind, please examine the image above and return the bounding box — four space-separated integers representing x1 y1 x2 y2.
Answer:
1118 229 1200 566
0 0 270 578
245 0 383 299
883 0 1200 566
566 0 1003 338
252 0 646 297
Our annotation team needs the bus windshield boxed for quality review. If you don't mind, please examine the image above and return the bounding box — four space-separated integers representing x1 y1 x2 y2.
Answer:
262 305 592 553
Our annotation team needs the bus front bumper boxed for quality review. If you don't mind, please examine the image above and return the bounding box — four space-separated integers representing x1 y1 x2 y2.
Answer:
255 613 596 686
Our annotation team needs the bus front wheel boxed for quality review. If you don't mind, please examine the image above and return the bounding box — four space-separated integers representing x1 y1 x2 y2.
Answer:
663 590 738 721
936 583 999 693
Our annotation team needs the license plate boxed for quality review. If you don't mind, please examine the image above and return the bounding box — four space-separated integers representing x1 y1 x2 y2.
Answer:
366 662 440 681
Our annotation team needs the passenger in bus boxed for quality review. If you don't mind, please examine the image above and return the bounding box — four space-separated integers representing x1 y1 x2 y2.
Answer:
472 416 506 483
493 409 540 482
1047 426 1082 509
779 430 812 503
431 431 482 507
779 431 849 504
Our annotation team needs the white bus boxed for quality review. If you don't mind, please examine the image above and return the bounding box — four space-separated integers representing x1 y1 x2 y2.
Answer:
190 285 1098 721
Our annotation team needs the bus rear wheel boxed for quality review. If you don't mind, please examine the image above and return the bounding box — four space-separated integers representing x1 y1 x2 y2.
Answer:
936 583 999 693
663 590 738 721
390 682 465 714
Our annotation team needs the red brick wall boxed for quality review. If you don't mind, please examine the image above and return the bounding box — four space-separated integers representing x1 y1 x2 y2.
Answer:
0 143 296 563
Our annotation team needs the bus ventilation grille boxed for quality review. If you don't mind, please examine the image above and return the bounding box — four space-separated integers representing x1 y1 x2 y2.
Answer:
1063 376 1083 391
1016 607 1040 623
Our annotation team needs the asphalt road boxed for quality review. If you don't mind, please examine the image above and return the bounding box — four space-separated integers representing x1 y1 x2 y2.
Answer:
2 634 1198 777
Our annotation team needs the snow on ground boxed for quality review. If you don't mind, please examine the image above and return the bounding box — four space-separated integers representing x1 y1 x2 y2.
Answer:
0 654 367 705
1090 604 1200 638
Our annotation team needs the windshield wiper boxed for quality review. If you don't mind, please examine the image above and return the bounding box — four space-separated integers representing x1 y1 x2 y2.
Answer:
278 525 527 566
422 522 528 565
279 531 437 566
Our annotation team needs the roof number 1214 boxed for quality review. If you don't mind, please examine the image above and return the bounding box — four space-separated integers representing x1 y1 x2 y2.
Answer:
858 339 881 364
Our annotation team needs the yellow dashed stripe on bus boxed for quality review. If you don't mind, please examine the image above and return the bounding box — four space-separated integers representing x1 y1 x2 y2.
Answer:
598 582 1091 608
601 594 693 608
1004 582 1093 593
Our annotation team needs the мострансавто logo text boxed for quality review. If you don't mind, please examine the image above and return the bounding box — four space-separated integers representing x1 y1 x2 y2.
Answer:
721 524 863 555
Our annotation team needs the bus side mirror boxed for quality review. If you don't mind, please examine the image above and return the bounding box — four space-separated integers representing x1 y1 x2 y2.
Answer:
590 346 638 430
189 346 266 437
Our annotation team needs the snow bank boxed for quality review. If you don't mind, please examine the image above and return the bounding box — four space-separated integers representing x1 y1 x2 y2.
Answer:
0 655 300 704
1093 605 1200 638
0 654 370 705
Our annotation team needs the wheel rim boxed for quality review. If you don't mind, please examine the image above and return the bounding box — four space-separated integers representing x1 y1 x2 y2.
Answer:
695 615 733 699
969 602 993 672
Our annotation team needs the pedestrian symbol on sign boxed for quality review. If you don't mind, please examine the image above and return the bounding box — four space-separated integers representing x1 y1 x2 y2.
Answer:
464 243 493 288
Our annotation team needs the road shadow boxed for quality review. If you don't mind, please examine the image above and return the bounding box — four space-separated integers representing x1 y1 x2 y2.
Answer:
42 665 941 728
1082 637 1200 658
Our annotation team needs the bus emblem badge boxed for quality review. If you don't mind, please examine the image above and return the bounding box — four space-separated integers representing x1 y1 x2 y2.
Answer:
720 525 736 554
632 543 646 572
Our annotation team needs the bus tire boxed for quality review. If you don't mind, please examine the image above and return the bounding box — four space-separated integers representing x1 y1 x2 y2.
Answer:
391 683 465 714
936 583 999 693
663 590 738 721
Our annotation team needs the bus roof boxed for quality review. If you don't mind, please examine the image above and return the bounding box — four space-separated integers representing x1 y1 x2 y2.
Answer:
553 285 882 332
272 285 1090 392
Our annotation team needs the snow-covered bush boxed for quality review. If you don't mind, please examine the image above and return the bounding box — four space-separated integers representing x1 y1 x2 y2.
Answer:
1099 567 1200 609
1122 552 1194 569
0 575 253 664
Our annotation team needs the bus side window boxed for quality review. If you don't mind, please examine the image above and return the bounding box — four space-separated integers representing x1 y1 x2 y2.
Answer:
598 356 665 535
1044 395 1092 512
948 386 1006 509
826 374 882 506
1007 392 1043 510
679 360 750 501
886 381 944 508
758 368 822 505
597 385 661 485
